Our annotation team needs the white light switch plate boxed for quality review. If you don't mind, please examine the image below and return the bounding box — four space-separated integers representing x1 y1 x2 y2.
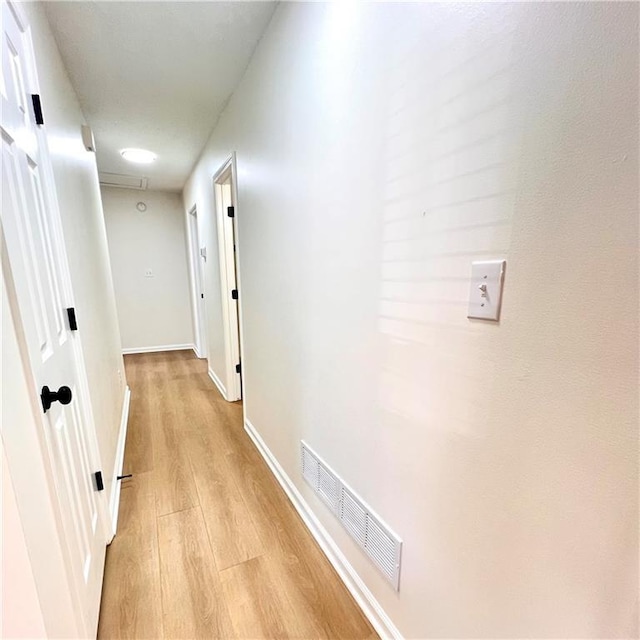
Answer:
467 260 506 321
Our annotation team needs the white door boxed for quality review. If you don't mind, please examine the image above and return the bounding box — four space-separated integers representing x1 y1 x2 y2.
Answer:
1 1 108 636
214 159 242 401
188 206 207 358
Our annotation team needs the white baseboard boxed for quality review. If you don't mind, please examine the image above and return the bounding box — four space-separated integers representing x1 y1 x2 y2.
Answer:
243 419 403 640
122 343 193 355
108 385 130 541
208 367 227 400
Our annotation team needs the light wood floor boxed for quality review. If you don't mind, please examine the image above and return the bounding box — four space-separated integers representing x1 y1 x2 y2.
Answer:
98 350 377 640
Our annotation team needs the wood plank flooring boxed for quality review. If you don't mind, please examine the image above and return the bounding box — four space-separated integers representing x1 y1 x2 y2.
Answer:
98 350 377 639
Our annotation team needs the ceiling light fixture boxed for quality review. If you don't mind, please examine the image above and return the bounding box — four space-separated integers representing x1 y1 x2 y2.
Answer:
120 148 157 164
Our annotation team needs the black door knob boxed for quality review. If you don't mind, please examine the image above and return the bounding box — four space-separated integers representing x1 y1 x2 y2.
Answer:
41 385 73 413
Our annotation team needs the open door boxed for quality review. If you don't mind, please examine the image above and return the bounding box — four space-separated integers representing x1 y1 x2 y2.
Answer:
187 205 207 359
213 155 242 401
1 1 109 636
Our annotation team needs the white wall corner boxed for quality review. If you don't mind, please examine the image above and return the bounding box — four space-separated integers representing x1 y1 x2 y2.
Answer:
108 385 131 541
243 419 403 640
208 367 228 401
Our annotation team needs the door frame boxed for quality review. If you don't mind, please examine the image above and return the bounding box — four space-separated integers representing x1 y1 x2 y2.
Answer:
213 153 244 402
186 204 207 359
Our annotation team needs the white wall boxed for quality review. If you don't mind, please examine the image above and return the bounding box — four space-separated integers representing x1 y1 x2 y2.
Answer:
102 187 194 352
184 3 638 637
23 3 127 504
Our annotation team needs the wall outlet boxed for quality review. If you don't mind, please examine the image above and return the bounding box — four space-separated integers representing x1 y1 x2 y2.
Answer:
144 269 154 278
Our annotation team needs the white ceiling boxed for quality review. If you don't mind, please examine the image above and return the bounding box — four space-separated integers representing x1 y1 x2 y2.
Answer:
45 1 277 191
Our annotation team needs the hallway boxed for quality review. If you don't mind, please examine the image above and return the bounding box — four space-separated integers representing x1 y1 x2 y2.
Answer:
97 350 376 639
3 2 638 637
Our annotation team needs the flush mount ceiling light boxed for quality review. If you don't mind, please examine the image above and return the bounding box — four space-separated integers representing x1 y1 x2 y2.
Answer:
120 148 157 164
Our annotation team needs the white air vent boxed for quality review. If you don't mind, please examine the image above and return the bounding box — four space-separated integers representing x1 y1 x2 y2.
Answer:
341 486 367 545
365 514 400 585
301 445 319 488
300 441 402 590
98 171 148 190
318 463 340 511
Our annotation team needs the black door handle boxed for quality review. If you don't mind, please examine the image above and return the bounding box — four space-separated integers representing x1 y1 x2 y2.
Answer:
41 385 73 413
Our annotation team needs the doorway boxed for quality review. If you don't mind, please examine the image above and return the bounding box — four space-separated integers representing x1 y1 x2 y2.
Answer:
213 154 243 401
187 205 207 359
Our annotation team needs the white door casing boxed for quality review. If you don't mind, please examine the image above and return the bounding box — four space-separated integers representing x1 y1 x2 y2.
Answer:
1 1 108 636
213 155 243 401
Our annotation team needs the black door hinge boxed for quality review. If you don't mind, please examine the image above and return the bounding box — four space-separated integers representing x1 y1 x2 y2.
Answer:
200 293 204 299
231 289 238 300
94 471 104 491
235 363 241 374
227 206 235 218
66 307 78 331
31 94 44 125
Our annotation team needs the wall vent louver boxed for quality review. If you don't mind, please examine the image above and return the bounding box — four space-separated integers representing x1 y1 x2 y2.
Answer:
318 463 341 512
300 441 402 590
341 486 367 545
301 445 319 488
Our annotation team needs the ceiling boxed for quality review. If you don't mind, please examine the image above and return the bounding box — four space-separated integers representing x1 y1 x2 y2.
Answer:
45 1 277 192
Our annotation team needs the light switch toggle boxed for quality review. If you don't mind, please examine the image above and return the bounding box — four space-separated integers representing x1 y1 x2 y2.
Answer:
467 260 506 321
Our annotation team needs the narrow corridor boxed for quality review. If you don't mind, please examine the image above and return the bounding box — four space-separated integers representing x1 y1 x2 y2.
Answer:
97 350 377 639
